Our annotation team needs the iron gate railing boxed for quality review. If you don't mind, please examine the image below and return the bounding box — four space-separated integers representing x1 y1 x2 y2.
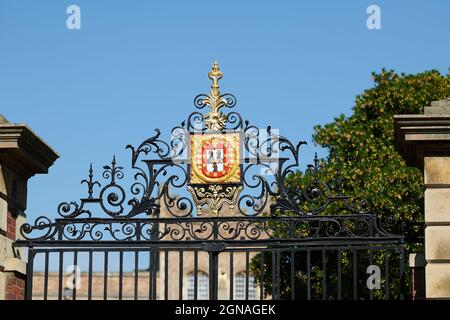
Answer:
21 239 404 300
14 62 407 300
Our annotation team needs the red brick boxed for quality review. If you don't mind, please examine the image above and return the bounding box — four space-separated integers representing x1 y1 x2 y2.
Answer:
5 211 16 239
4 273 25 300
6 226 15 237
5 288 14 295
5 293 14 300
17 291 25 299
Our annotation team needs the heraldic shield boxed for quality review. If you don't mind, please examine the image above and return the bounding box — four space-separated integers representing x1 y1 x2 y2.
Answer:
187 62 243 215
190 133 241 184
188 132 243 215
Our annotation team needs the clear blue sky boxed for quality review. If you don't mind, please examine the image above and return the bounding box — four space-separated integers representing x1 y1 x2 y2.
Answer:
0 0 449 222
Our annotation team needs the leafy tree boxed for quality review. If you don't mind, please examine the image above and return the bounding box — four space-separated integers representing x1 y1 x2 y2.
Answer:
251 69 450 299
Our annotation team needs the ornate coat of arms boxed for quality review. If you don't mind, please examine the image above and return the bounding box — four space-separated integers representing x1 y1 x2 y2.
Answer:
190 133 240 184
187 62 243 215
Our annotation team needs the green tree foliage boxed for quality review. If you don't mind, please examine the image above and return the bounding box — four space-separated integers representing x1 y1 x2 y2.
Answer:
251 69 450 299
310 69 449 226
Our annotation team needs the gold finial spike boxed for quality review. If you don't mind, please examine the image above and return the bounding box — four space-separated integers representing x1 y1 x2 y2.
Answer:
208 61 223 94
203 61 228 131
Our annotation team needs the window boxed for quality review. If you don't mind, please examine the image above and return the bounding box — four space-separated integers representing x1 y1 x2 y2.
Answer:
187 271 209 300
234 272 256 300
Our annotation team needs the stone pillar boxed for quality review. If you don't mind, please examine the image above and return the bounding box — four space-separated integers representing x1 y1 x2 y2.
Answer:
0 115 58 300
394 97 450 299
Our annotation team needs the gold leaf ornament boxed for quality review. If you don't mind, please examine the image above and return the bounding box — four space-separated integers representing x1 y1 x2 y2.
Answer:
203 61 229 131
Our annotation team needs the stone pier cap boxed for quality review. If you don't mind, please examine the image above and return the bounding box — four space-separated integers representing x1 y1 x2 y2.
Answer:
0 115 59 179
394 98 450 170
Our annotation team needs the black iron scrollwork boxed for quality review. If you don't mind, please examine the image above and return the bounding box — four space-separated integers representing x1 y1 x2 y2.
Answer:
56 155 127 219
19 62 403 243
20 215 396 242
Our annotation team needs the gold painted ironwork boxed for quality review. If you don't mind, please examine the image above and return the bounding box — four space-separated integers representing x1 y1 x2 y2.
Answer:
187 184 243 215
203 61 229 131
186 62 243 215
189 133 241 184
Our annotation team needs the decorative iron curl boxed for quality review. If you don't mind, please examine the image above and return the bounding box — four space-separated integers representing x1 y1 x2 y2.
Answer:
62 222 92 241
99 184 126 216
186 221 214 240
126 129 172 163
109 222 138 241
186 112 205 132
341 217 371 237
221 93 237 108
194 93 237 110
20 216 57 241
344 196 371 214
140 221 170 240
160 168 194 218
193 94 210 109
377 214 401 235
226 112 243 130
57 201 91 219
217 221 246 240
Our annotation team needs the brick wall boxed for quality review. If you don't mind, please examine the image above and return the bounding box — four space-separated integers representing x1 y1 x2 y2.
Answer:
3 203 26 300
4 272 25 300
6 210 16 240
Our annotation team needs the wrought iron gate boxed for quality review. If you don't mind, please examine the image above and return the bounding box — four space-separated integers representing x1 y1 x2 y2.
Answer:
15 62 406 300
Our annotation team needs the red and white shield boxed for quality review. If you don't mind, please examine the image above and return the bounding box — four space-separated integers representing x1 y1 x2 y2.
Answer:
202 141 228 178
190 133 241 184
